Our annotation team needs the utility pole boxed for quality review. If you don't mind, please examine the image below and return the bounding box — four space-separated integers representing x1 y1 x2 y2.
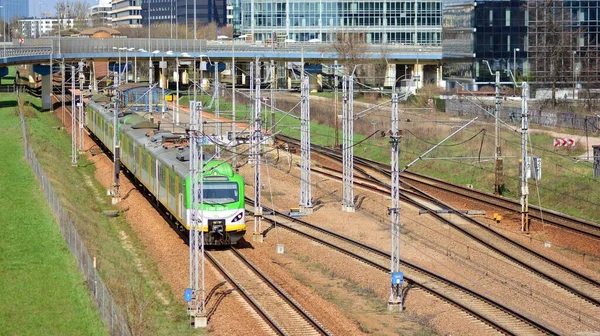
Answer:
520 82 530 233
231 42 237 167
175 57 180 125
214 61 221 158
252 59 263 242
71 65 77 166
494 70 504 194
78 61 84 152
334 60 339 148
270 60 275 132
342 75 355 212
388 91 404 311
187 96 207 328
110 61 121 205
61 60 65 126
300 75 313 214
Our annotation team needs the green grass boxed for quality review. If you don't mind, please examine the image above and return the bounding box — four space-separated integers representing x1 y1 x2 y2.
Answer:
19 93 203 335
0 93 107 336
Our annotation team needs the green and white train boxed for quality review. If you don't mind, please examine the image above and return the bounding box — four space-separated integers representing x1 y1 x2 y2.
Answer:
85 99 246 245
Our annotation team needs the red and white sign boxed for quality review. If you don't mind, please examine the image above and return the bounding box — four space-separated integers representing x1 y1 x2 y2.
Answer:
553 138 575 147
19 38 24 44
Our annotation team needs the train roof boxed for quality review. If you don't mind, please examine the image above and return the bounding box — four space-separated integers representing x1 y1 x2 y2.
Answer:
122 124 233 180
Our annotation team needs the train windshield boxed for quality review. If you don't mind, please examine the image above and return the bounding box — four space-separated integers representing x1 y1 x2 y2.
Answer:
200 182 239 205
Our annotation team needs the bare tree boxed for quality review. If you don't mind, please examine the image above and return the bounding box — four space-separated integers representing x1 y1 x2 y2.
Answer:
54 0 73 36
528 0 579 107
116 22 228 40
72 1 90 30
330 31 368 78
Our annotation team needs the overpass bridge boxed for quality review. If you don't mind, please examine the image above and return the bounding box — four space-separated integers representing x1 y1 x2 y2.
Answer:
1 37 456 109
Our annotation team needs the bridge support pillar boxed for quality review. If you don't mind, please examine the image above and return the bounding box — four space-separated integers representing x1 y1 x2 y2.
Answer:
385 64 397 88
27 64 35 83
41 74 52 110
413 63 422 90
436 64 445 88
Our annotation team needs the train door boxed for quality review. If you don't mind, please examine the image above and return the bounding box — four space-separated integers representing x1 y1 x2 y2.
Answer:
174 175 179 217
155 160 160 204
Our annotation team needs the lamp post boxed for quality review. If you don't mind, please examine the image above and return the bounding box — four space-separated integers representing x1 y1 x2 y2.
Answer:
118 47 126 83
513 48 519 96
573 50 576 100
149 49 160 115
137 49 147 83
1 6 5 58
126 48 134 83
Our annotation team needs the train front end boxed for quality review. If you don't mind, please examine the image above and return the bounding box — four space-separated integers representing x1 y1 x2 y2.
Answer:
185 162 246 245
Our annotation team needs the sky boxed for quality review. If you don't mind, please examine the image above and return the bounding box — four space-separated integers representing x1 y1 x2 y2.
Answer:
30 0 97 18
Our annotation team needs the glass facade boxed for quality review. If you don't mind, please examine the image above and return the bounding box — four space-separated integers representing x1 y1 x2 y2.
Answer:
237 0 442 44
443 0 527 83
528 0 600 86
444 0 600 87
141 0 227 27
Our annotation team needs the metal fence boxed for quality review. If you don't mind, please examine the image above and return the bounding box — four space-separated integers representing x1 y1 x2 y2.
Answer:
445 97 600 133
18 102 131 336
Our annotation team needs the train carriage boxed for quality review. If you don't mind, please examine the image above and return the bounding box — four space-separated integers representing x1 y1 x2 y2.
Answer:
85 100 246 245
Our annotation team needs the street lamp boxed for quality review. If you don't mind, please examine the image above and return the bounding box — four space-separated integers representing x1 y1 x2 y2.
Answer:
1 6 5 57
125 48 134 83
573 50 577 100
149 50 160 114
513 48 519 96
137 49 147 83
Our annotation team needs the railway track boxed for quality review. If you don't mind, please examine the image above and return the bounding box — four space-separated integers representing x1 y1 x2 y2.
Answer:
274 134 600 316
54 90 330 335
206 248 330 336
246 199 558 336
278 134 600 240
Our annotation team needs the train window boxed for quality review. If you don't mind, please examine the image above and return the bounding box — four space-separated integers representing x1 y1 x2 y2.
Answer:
201 182 238 204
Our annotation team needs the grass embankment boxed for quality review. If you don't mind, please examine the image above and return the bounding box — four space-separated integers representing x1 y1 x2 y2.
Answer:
0 93 106 335
192 90 599 224
21 94 203 335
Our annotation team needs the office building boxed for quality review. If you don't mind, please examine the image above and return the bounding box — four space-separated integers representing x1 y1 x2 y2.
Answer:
443 0 600 89
111 0 143 27
443 0 527 85
90 0 113 27
141 0 227 27
236 0 442 44
18 17 75 38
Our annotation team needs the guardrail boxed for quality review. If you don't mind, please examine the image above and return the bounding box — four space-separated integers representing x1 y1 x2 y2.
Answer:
18 37 441 57
0 46 53 59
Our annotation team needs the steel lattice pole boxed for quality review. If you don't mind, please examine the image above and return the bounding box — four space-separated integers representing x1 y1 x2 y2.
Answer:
78 62 84 152
389 92 403 310
300 75 312 212
253 59 263 239
520 82 530 232
71 66 77 166
342 76 355 211
214 62 221 158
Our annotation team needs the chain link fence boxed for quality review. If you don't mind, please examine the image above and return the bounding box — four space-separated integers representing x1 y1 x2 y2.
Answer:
445 97 600 133
18 102 131 336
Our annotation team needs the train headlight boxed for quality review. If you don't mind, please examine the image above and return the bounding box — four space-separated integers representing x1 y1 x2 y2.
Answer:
231 212 244 223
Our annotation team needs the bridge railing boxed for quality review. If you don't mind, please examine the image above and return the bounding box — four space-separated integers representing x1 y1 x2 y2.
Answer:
19 37 441 58
1 46 54 60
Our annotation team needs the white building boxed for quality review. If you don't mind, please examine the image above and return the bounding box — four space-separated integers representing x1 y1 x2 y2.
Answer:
111 0 142 27
89 0 113 26
19 18 75 38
